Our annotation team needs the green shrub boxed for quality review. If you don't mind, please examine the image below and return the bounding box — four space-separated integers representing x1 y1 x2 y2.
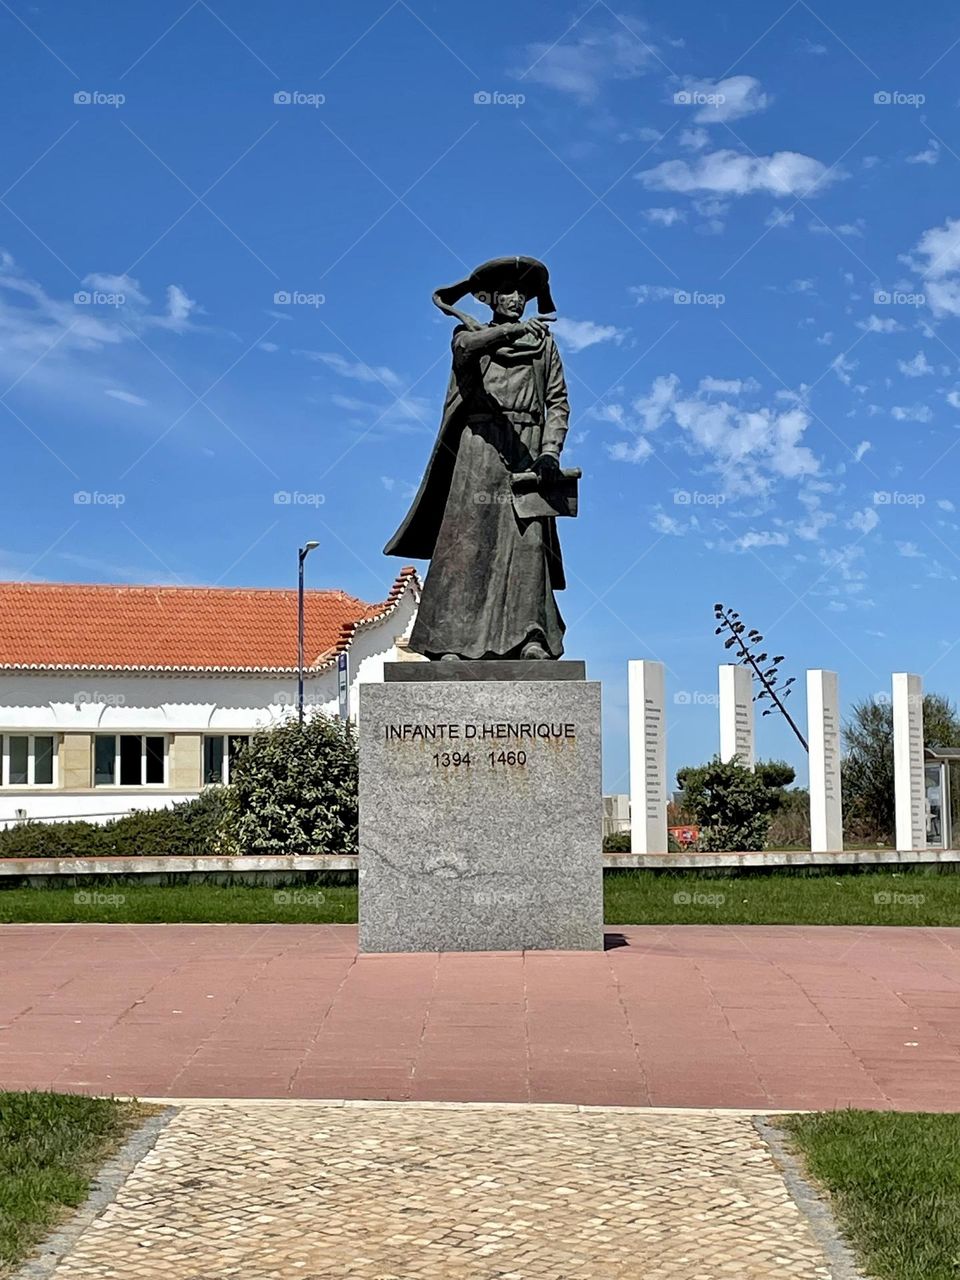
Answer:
675 757 796 852
221 714 358 855
602 830 631 852
0 789 228 859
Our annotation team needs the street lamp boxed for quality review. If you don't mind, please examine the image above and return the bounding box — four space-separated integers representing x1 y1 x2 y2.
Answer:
298 541 319 725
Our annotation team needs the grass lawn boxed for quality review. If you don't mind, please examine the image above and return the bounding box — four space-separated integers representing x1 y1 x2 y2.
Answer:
0 1092 148 1274
783 1111 960 1280
0 869 959 924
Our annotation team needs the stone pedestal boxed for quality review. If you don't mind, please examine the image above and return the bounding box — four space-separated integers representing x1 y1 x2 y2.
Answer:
359 664 603 953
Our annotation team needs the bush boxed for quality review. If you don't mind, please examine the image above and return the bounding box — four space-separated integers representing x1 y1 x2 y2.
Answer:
675 757 796 852
0 788 228 859
222 714 358 855
603 830 631 852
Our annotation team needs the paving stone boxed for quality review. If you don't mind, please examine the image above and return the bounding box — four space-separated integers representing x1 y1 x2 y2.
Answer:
43 1104 838 1279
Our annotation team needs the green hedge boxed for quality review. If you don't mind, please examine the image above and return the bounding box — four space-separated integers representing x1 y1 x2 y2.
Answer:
0 789 227 859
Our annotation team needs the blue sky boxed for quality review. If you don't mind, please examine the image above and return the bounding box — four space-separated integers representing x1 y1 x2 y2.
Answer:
3 1 960 792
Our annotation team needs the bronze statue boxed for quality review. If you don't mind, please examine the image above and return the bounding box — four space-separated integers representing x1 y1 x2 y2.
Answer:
385 256 577 661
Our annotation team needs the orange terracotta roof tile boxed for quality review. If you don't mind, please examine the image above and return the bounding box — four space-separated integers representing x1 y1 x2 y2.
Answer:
0 567 420 673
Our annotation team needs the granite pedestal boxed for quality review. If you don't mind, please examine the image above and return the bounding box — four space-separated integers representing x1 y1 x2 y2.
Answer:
359 662 603 953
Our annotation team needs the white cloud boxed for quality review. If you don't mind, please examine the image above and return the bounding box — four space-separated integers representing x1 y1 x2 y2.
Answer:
857 314 902 333
552 317 626 352
514 26 656 102
736 530 789 550
831 353 857 386
0 253 203 407
608 436 654 463
698 376 760 394
104 388 148 406
156 284 199 333
938 498 955 511
906 216 960 318
809 218 866 238
652 512 685 535
644 206 686 226
907 140 940 166
766 208 795 229
604 373 820 494
947 390 960 408
300 351 401 389
849 506 879 533
898 350 934 377
678 127 709 151
637 148 838 198
897 541 924 558
853 440 872 462
891 403 933 422
675 75 769 123
259 341 279 353
629 284 678 304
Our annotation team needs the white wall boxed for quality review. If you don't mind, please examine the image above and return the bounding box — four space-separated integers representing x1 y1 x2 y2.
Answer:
0 584 419 826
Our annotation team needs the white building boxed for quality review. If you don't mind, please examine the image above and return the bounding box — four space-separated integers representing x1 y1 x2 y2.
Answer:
0 568 421 826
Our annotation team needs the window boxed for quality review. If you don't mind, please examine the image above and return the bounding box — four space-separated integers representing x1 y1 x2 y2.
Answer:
203 735 249 785
2 735 56 787
93 735 167 787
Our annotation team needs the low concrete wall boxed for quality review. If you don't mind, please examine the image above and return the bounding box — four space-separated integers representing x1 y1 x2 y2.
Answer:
1 849 959 879
605 849 960 869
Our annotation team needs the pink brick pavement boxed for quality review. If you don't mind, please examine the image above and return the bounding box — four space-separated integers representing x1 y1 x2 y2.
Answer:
2 923 960 1109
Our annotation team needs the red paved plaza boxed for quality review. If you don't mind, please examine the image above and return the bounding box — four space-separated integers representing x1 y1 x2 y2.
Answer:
2 923 960 1109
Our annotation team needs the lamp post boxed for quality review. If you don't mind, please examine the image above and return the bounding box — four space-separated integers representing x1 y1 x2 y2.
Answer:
298 541 319 725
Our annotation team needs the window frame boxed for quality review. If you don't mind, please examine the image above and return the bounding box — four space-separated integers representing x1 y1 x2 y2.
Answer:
1 734 58 788
92 734 168 788
202 734 250 786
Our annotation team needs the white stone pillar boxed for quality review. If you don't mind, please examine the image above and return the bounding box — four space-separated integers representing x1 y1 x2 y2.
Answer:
806 670 843 852
628 660 667 854
893 672 925 851
719 664 754 767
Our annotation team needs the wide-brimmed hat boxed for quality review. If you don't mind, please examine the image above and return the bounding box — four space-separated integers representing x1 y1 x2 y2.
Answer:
433 256 556 324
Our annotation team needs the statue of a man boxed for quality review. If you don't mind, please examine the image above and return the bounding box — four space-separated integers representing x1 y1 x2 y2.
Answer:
385 256 572 661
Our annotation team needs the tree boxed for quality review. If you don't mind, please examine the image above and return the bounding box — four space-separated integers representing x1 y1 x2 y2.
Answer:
222 714 358 855
675 757 796 852
842 693 960 843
